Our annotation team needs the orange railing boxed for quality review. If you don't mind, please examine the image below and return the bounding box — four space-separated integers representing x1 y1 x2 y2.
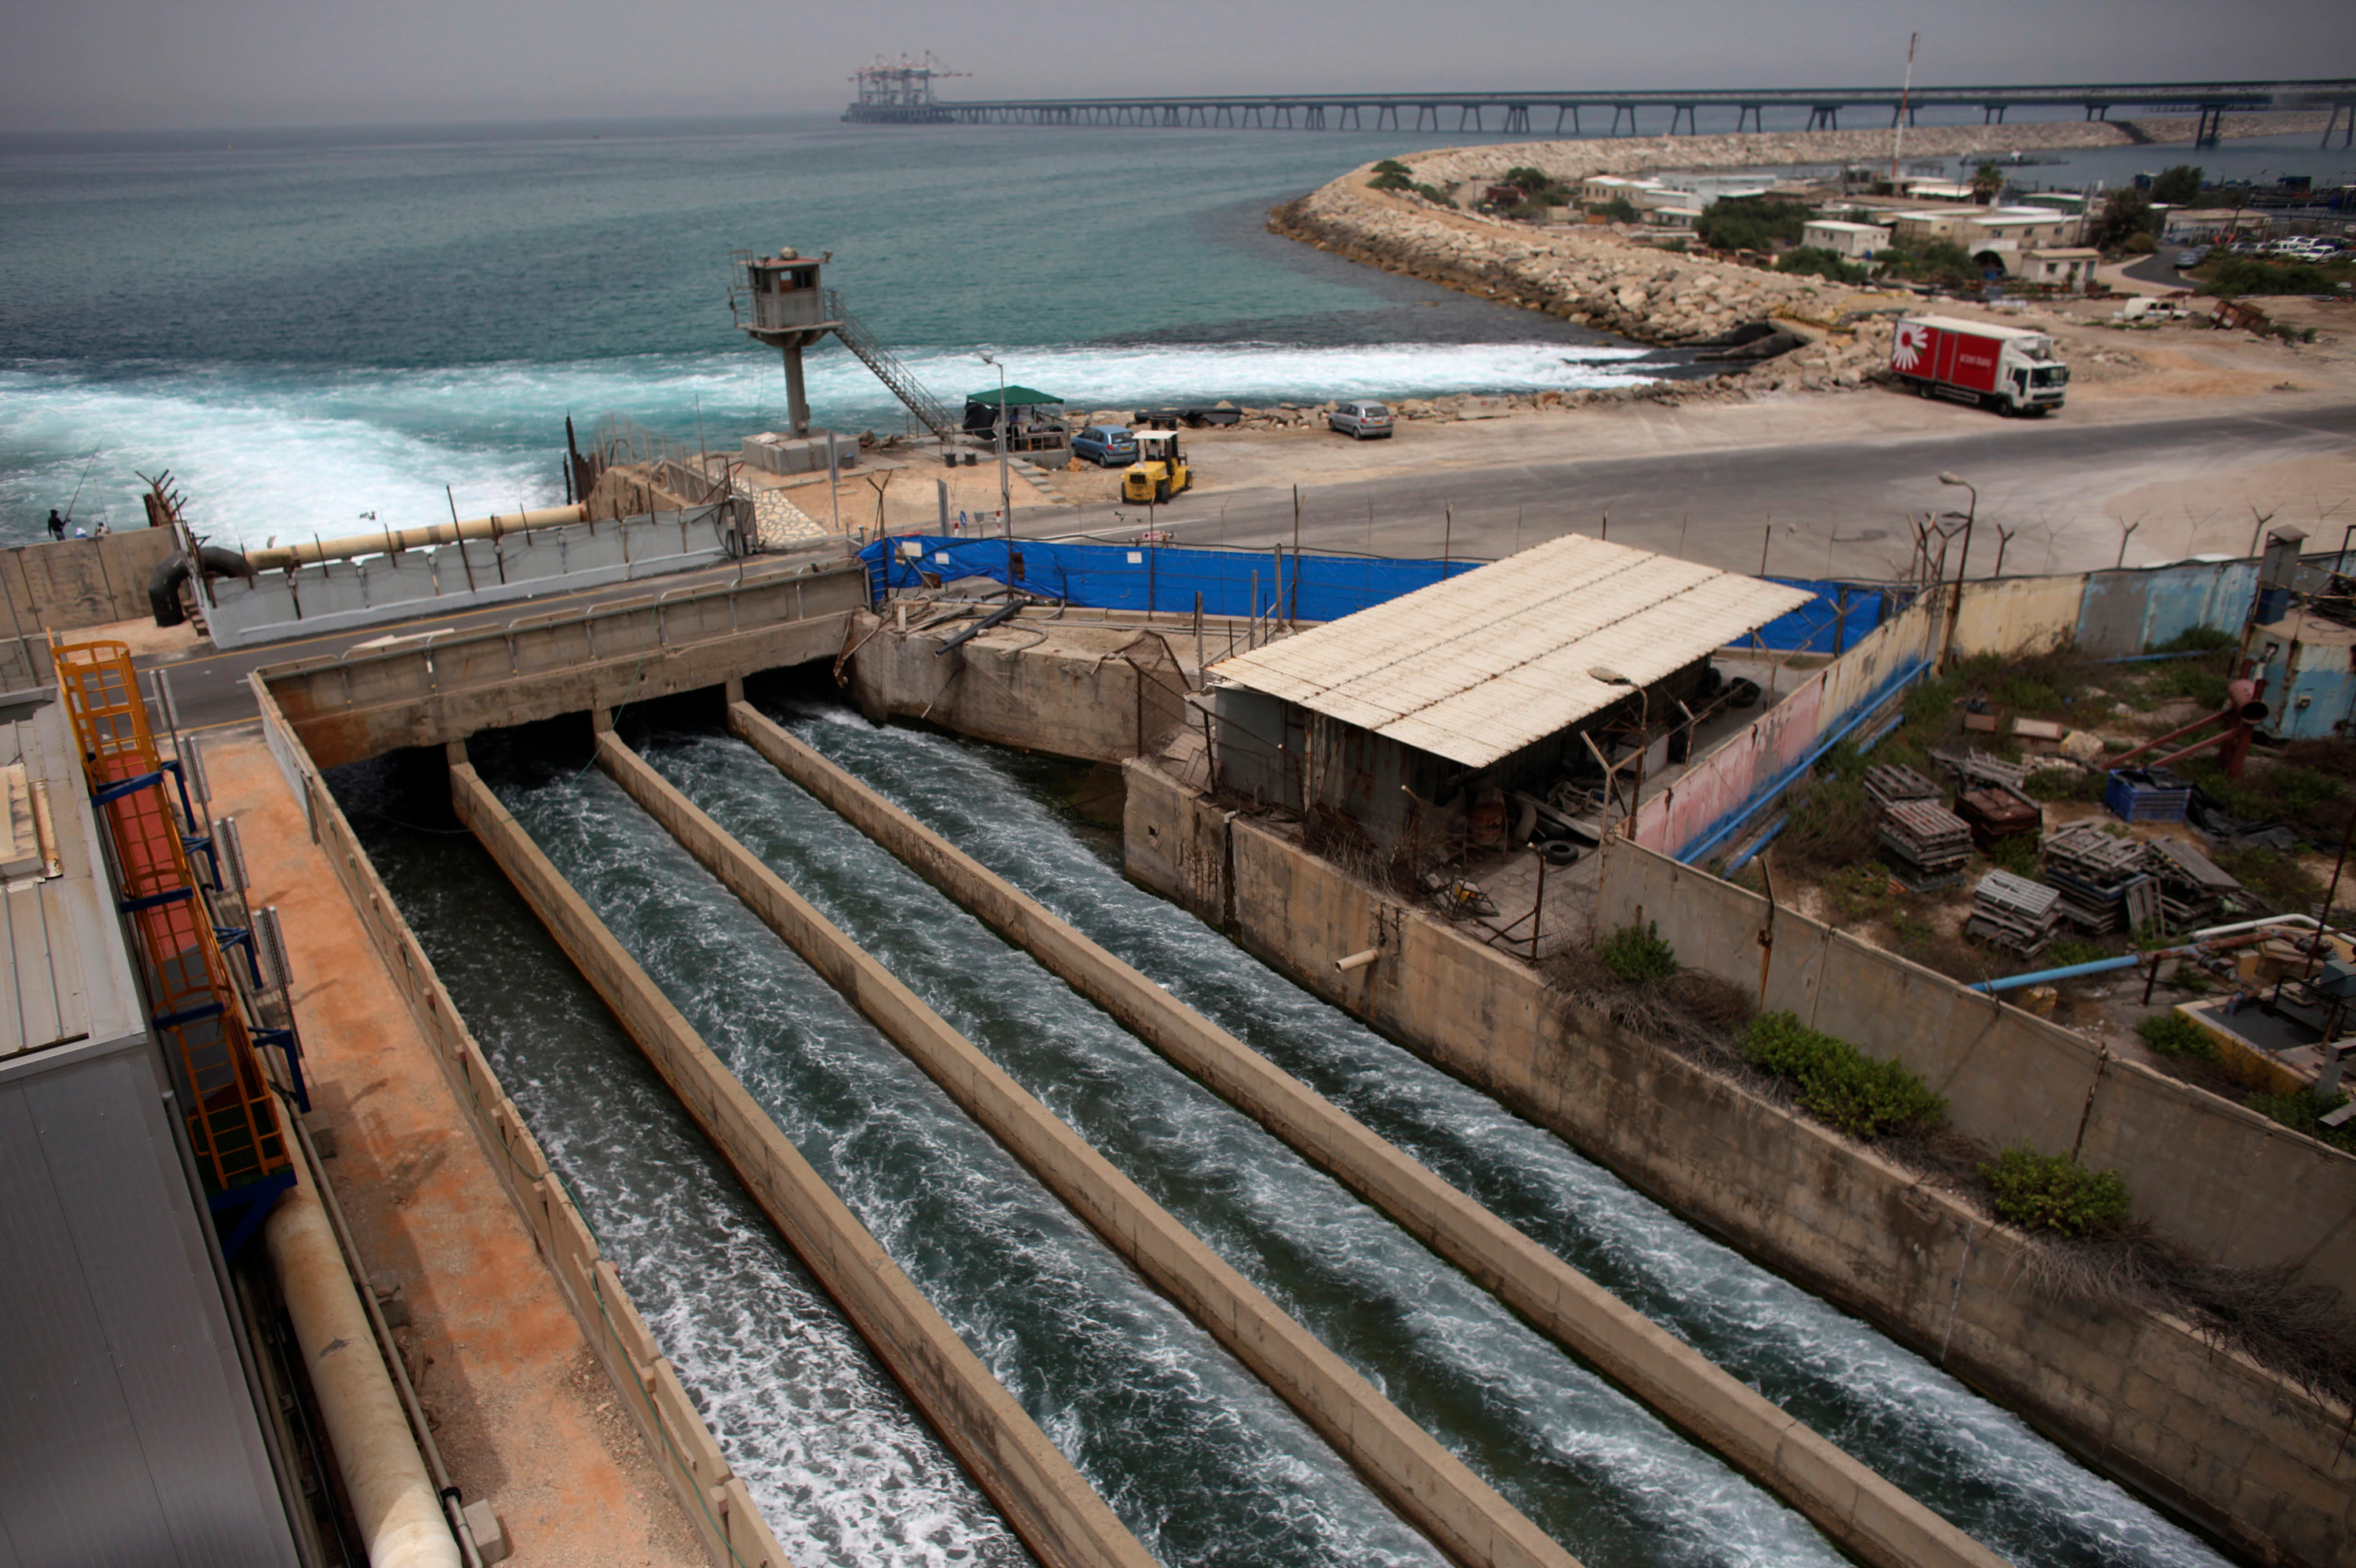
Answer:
51 638 289 1199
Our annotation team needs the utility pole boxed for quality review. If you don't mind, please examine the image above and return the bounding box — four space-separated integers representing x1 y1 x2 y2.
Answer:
1890 32 1919 181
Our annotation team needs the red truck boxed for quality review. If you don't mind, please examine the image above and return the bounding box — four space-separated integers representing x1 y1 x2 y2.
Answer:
1889 314 2069 415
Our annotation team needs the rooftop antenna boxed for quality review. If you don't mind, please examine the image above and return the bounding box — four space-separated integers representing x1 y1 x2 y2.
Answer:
1890 32 1919 180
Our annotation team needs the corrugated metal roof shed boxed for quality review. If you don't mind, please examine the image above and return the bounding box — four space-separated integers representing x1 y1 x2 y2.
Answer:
1210 534 1814 768
5 694 142 1062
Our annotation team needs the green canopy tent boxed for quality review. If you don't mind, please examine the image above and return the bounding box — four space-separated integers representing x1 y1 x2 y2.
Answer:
964 386 1067 452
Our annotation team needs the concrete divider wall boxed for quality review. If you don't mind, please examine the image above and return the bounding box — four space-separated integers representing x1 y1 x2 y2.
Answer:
449 760 1155 1568
262 559 867 768
732 703 2003 1568
207 508 744 649
1598 839 2356 1305
1121 758 2355 1568
2 530 179 633
596 730 1579 1568
250 683 792 1568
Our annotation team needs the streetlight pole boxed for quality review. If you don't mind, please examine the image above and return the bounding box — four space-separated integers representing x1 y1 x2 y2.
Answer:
1938 470 1977 668
978 352 1012 543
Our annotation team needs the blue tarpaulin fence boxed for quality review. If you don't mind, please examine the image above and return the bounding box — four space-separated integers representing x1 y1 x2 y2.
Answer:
857 535 1898 653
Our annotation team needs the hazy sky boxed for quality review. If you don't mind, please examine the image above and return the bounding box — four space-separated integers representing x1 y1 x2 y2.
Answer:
5 0 2350 133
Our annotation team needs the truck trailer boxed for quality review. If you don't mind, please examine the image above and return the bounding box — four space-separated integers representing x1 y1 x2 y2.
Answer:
1889 314 2069 415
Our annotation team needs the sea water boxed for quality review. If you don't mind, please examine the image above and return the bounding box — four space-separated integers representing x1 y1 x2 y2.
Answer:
5 113 2335 547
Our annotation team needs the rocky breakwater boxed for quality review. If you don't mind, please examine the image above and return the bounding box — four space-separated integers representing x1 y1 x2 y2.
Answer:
1271 175 1901 397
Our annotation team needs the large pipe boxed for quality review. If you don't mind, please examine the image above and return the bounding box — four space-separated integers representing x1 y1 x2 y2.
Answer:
245 505 587 573
148 544 258 627
265 1156 460 1568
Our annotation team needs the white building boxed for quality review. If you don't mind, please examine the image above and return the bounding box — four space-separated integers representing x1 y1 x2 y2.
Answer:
1800 219 1893 258
1634 187 1707 228
2016 247 2102 291
1579 174 1665 208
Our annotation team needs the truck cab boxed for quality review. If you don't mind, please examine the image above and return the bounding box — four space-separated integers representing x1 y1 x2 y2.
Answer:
1122 429 1192 503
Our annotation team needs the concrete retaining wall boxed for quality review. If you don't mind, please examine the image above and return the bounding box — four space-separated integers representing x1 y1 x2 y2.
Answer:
205 506 745 650
732 702 2001 1568
261 558 867 769
1123 758 2356 1568
2 530 178 634
841 613 1193 763
1597 840 2356 1306
250 685 792 1568
596 729 1576 1568
451 758 1152 1568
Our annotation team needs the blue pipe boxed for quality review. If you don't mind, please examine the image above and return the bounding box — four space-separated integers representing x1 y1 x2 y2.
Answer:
1970 956 2141 993
2098 649 2228 665
1855 711 1907 755
1724 816 1787 874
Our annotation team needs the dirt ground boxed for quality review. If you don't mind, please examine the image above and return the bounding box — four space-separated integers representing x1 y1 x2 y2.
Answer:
209 731 704 1568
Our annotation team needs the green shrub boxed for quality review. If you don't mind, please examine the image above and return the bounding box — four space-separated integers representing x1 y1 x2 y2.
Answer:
2201 254 2356 298
1372 159 1411 175
1986 832 2041 875
2150 626 2235 653
1981 1146 2131 1235
1598 196 1638 223
2245 1089 2356 1154
1696 196 1811 252
1600 919 1678 984
2023 766 2102 802
1775 245 1871 283
2153 663 2229 709
2138 1012 2219 1060
1413 182 1458 209
1369 170 1415 192
1743 1012 1948 1138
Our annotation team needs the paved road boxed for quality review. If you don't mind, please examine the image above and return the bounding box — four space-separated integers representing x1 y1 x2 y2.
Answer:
2122 252 2194 289
1117 400 2356 578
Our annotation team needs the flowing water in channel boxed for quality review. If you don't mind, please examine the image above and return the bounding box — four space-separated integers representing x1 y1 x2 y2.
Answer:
762 694 2241 1568
325 754 1031 1568
477 735 1451 1568
637 718 1850 1568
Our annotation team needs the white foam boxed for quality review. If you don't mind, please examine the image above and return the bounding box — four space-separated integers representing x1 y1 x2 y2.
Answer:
5 336 1660 547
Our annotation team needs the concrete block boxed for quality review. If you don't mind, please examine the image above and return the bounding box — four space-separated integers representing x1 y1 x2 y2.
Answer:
460 1499 510 1564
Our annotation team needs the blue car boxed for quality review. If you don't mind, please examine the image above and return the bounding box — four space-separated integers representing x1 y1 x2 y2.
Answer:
1072 425 1139 467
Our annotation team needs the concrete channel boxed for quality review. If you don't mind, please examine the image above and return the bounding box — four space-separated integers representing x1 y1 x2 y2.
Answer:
588 721 1580 1568
723 697 2004 1568
448 757 1156 1568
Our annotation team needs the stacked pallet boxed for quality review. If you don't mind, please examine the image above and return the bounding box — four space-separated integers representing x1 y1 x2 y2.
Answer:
1966 870 2065 958
1878 799 1973 891
2041 824 2158 934
1864 764 1940 811
2141 837 2244 929
1955 788 2043 854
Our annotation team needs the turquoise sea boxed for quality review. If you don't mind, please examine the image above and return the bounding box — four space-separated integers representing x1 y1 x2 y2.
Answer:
1 114 2338 547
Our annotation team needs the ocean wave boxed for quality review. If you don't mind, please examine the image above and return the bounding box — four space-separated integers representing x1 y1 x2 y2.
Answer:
2 337 1659 546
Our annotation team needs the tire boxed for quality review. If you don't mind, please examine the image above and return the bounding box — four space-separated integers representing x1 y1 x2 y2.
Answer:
1154 480 1170 503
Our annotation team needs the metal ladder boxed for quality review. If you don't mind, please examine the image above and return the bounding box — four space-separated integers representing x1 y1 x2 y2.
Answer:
824 289 961 440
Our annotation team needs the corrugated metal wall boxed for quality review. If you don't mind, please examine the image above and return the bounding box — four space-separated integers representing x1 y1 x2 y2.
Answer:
0 1036 298 1568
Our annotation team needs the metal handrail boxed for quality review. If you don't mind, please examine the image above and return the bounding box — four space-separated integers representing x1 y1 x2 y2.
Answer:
824 290 960 439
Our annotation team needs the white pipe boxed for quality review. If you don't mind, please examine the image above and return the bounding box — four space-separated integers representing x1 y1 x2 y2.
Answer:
246 505 587 573
1335 947 1381 973
265 1156 460 1568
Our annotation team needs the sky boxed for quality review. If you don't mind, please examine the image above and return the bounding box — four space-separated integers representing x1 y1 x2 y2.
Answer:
2 0 2350 132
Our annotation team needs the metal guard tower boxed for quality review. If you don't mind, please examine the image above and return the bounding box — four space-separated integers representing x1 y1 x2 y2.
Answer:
732 250 843 437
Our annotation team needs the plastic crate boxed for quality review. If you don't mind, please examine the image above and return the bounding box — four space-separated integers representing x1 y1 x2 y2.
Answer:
2105 769 2190 824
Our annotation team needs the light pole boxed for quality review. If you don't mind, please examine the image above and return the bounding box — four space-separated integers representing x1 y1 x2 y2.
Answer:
1938 470 1977 667
978 352 1012 543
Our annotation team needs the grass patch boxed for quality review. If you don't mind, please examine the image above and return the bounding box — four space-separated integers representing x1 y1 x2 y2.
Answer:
1985 834 2041 875
1743 1011 1948 1139
1982 1146 2131 1236
2213 845 2326 912
2022 766 2102 802
1599 919 1678 984
2246 1089 2356 1155
2138 1012 2219 1059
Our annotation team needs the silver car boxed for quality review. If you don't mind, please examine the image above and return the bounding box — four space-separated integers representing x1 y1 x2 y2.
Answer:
1328 400 1394 439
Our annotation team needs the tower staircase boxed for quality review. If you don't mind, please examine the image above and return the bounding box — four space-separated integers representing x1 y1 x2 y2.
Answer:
823 289 961 440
